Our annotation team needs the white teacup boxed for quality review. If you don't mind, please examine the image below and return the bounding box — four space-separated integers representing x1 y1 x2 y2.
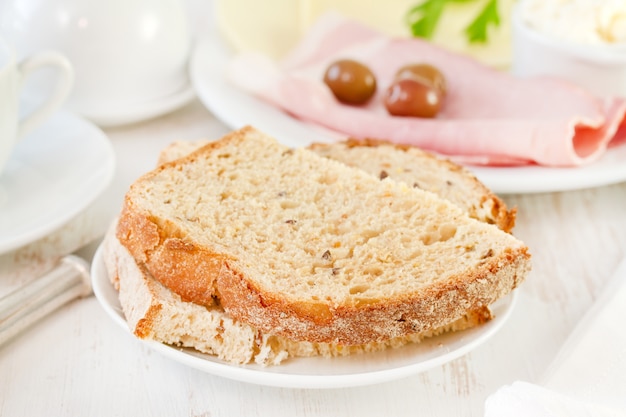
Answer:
1 0 191 126
0 38 73 176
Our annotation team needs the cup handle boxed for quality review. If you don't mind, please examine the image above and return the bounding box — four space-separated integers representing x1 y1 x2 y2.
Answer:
17 51 74 138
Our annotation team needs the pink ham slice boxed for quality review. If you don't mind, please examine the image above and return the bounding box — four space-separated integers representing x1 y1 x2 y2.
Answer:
228 13 626 167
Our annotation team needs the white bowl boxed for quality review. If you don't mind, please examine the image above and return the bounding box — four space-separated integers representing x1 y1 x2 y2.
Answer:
511 3 626 98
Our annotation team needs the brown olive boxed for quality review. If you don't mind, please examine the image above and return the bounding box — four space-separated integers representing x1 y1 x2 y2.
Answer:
384 78 442 118
323 59 376 105
395 64 446 96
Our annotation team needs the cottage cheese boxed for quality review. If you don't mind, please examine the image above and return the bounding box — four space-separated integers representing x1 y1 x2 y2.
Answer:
521 0 626 44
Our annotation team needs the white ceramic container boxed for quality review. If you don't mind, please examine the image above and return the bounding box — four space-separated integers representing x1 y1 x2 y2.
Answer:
511 2 626 98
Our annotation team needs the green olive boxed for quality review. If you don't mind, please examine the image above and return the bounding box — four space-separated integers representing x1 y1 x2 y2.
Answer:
384 78 442 118
395 64 446 96
323 59 377 105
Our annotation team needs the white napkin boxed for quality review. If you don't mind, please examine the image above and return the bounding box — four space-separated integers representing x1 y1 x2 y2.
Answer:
485 259 626 416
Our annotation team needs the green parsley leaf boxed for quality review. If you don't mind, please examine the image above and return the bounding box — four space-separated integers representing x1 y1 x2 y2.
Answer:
406 0 501 44
406 0 447 39
464 0 501 43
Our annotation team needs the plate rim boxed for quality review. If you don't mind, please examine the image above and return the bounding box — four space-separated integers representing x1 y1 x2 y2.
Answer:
91 243 518 389
0 109 115 253
189 34 626 195
86 81 196 127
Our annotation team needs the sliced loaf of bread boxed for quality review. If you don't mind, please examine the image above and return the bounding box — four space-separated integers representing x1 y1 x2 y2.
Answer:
117 126 530 345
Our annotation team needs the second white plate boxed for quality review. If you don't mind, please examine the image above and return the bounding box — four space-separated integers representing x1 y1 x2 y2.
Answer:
92 243 517 389
190 34 626 195
0 108 115 253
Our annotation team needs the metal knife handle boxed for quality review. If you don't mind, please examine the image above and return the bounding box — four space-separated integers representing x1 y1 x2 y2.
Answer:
0 255 91 347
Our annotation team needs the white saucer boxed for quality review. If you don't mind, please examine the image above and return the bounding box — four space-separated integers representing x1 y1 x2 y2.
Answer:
190 34 626 195
91 243 518 389
83 81 196 127
0 109 115 254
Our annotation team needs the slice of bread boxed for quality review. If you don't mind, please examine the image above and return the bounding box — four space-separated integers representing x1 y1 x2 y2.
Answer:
103 225 492 365
309 139 516 232
117 126 530 345
158 139 515 232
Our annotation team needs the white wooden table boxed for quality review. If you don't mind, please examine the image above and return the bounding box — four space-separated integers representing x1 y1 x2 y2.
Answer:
0 97 625 416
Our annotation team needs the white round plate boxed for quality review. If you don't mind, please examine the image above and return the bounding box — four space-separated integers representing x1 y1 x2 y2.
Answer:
190 34 626 195
0 108 115 254
91 243 517 389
